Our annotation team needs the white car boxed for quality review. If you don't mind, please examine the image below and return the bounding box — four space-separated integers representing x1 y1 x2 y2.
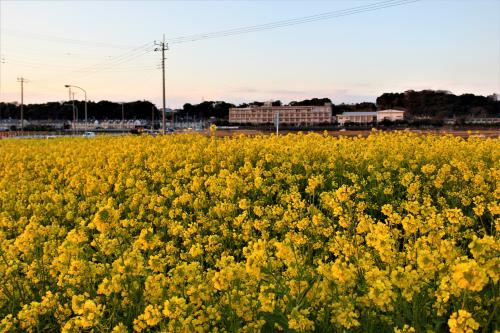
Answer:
83 132 96 138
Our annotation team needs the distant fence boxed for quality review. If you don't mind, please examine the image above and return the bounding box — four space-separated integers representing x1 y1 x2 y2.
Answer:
0 131 74 139
0 131 51 139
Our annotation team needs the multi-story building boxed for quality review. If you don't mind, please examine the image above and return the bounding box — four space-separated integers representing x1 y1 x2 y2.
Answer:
229 103 332 125
337 110 405 125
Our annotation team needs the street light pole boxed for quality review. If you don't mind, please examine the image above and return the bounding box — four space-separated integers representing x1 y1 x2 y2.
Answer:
65 84 87 130
72 92 76 131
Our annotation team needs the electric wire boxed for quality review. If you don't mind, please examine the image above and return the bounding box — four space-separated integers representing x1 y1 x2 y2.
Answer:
74 43 153 72
1 0 421 94
166 0 420 44
3 59 157 72
3 28 137 50
72 48 156 79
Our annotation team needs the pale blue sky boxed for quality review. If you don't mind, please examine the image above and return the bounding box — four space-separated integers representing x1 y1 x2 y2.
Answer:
0 0 499 108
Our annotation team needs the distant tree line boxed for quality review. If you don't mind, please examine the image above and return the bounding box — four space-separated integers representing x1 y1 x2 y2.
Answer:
0 100 157 121
1 90 498 122
289 98 332 106
377 90 499 118
177 99 379 119
178 101 236 119
332 102 377 115
189 92 498 122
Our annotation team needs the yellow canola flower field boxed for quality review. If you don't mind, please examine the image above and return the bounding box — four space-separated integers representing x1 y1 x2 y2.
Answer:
0 132 498 333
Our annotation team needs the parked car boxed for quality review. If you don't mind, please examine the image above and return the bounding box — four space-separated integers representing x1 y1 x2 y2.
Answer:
83 132 96 138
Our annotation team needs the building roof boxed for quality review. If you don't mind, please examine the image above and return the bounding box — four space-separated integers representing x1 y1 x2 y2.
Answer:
340 112 377 116
378 109 405 113
230 104 332 111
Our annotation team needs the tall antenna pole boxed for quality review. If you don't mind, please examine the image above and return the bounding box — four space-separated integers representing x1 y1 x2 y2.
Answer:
154 35 168 134
17 77 27 133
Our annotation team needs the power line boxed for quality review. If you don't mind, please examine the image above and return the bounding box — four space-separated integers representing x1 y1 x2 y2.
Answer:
171 0 418 43
1 0 421 104
166 0 420 44
3 28 137 50
2 44 156 82
74 43 153 73
2 57 155 70
3 60 158 72
1 50 116 61
2 0 418 49
72 48 156 79
2 0 420 78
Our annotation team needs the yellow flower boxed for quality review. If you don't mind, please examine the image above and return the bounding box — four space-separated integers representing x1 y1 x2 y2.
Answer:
0 132 498 332
452 260 489 292
394 324 416 333
112 323 129 333
162 297 187 319
448 310 480 333
288 307 314 331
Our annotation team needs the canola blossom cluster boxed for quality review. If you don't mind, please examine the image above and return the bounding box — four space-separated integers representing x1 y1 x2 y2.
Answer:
0 132 498 332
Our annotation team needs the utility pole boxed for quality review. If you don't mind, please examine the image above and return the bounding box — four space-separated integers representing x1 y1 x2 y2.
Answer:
274 111 280 135
17 77 27 133
151 105 154 130
154 35 168 134
121 102 125 130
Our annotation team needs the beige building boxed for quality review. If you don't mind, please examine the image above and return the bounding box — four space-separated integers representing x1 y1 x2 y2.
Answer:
229 103 332 125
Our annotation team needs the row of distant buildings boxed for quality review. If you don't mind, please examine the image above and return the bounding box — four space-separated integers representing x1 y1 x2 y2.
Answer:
228 103 405 126
0 119 150 131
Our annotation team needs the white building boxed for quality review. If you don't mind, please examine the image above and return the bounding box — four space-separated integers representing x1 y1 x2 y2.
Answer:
73 119 147 130
465 117 500 125
337 112 377 125
337 110 405 125
377 109 405 122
